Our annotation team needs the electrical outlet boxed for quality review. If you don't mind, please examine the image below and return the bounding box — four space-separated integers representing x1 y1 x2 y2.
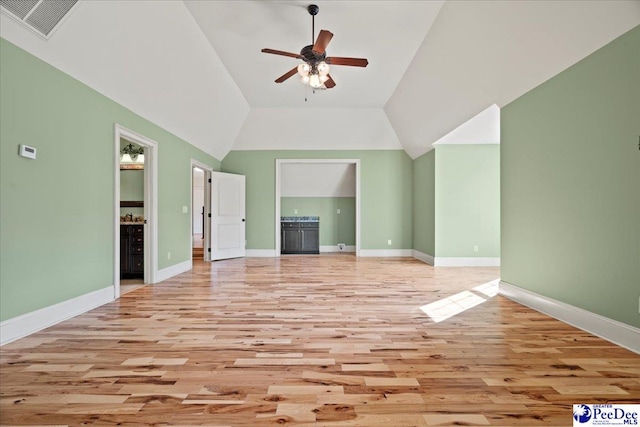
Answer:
167 251 171 260
294 209 298 214
338 243 345 252
474 245 479 252
182 206 188 213
387 239 392 245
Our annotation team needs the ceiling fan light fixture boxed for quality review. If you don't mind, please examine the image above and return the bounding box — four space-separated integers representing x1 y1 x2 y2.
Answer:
309 73 322 88
297 63 310 76
261 3 368 90
317 61 330 76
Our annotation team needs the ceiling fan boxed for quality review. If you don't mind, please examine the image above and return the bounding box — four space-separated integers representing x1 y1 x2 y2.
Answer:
261 4 368 90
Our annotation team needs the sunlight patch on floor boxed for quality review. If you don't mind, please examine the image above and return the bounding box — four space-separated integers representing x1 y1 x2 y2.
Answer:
473 279 499 297
420 279 499 323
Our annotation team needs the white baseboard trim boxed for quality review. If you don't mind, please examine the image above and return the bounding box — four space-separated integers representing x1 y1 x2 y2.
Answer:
499 281 640 354
434 257 500 267
359 249 414 257
412 250 434 265
156 260 192 282
320 245 356 253
245 249 277 257
0 286 114 346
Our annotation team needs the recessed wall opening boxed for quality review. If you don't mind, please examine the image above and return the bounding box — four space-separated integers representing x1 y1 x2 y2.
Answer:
275 159 361 257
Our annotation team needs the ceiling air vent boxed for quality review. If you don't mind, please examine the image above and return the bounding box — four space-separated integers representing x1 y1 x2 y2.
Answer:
1 0 79 39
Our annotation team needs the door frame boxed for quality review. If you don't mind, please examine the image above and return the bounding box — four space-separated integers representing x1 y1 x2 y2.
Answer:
274 159 361 257
190 159 214 262
113 124 158 299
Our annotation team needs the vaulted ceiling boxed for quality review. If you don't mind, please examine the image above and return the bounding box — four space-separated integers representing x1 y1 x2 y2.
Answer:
1 1 638 160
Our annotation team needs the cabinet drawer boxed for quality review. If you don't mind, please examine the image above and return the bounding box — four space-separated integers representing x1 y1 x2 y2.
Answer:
300 222 319 229
131 254 144 273
131 245 144 254
282 222 298 229
132 226 144 234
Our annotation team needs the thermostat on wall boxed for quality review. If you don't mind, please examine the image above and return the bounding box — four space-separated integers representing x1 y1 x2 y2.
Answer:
19 144 36 159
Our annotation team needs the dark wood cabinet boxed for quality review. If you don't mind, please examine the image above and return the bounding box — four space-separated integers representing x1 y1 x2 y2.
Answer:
120 224 144 278
281 221 319 254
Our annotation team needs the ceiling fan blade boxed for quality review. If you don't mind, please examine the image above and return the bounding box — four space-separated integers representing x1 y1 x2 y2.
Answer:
275 67 299 83
326 57 368 67
261 48 302 59
312 30 334 55
324 75 336 89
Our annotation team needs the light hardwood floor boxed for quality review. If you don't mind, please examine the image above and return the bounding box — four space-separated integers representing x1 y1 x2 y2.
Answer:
1 255 638 426
120 279 145 296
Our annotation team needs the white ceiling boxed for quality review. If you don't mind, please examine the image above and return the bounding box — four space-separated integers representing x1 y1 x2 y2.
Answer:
1 1 638 160
282 163 355 197
385 0 640 158
433 105 500 146
184 0 443 108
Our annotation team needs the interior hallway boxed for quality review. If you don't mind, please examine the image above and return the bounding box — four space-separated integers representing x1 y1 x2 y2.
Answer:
1 256 638 426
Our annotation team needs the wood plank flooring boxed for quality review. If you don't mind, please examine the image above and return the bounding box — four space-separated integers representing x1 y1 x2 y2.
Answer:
1 255 639 426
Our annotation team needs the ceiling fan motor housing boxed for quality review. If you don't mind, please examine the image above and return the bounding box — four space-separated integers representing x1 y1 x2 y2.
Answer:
300 45 326 66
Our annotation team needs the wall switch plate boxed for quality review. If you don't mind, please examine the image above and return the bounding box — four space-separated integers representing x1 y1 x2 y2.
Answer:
294 209 298 214
387 239 392 245
337 208 341 214
182 206 188 213
19 144 36 159
474 245 479 252
167 251 171 260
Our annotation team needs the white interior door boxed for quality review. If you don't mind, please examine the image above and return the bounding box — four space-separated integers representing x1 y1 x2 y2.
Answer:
210 171 245 261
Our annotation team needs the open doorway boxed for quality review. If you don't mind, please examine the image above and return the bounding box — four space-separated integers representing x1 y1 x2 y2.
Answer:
192 166 206 261
275 159 361 256
113 124 158 300
119 139 145 294
191 159 213 262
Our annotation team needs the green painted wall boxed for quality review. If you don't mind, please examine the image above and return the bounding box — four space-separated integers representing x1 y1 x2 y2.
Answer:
281 197 356 245
435 145 500 257
221 150 413 250
412 150 435 256
0 38 220 321
501 26 640 327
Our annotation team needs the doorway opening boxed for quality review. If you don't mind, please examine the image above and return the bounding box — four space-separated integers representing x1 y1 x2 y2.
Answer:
113 124 158 299
191 159 213 262
275 159 361 257
192 165 207 262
